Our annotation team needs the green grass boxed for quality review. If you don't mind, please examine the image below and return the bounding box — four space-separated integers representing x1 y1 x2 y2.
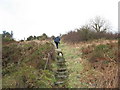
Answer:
59 42 84 88
3 64 56 88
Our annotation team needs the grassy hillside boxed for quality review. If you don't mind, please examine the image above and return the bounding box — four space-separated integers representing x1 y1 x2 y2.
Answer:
80 40 118 88
2 40 56 88
60 39 118 88
2 39 118 88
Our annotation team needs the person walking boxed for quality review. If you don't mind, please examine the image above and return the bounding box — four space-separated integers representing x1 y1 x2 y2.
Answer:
54 36 60 49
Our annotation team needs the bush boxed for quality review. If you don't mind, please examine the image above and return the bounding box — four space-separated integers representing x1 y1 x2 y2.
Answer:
2 41 56 88
81 42 118 88
2 65 56 88
89 44 109 62
62 27 118 43
27 33 48 41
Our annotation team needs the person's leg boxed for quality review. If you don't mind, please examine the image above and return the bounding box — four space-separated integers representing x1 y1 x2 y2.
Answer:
55 42 58 49
56 42 58 49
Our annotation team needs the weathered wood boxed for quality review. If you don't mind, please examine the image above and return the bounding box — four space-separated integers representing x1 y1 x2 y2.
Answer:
55 74 68 78
55 71 68 75
57 68 67 71
55 49 62 52
55 81 64 85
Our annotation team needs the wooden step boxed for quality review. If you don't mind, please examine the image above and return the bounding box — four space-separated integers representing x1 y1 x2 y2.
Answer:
57 68 67 71
55 81 64 85
56 70 68 74
55 72 68 76
55 75 68 79
55 49 62 52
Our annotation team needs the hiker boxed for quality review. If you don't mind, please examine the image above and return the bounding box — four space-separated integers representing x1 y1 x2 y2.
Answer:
54 36 60 49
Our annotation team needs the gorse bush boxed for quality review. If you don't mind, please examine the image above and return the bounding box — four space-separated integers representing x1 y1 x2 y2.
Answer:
81 41 118 88
2 40 56 88
82 42 118 63
2 41 55 68
89 44 110 63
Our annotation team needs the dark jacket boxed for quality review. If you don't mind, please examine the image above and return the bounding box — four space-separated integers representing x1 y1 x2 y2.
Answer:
54 37 60 43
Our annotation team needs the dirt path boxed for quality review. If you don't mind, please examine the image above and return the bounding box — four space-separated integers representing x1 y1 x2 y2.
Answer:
59 42 85 88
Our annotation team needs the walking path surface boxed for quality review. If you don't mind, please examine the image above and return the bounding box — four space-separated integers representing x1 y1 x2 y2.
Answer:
55 40 118 88
59 42 85 88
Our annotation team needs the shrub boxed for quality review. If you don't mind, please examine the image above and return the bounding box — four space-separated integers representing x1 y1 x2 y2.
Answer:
2 65 56 88
62 27 118 44
81 41 118 88
2 41 56 88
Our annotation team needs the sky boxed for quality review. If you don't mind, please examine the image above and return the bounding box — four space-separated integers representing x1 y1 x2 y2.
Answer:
0 0 119 40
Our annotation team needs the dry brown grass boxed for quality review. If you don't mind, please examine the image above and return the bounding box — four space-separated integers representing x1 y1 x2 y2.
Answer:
79 39 118 88
73 39 118 48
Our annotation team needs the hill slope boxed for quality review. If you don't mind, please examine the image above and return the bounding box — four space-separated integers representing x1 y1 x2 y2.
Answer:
60 39 118 88
2 40 56 88
2 39 118 88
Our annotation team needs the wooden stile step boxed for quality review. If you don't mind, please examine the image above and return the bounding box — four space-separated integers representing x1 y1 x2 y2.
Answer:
55 81 64 85
56 70 68 74
55 75 68 79
57 67 67 71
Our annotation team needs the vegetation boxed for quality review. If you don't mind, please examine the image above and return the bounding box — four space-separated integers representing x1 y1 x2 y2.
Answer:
60 39 118 88
2 40 56 88
62 16 118 43
2 31 15 44
90 16 110 33
1 16 119 88
59 42 84 88
27 33 48 41
80 40 118 88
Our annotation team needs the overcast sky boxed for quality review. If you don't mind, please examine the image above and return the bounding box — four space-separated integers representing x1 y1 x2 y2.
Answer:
0 0 119 40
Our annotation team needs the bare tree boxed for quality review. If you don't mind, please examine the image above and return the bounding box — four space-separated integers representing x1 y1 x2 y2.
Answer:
90 16 110 33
